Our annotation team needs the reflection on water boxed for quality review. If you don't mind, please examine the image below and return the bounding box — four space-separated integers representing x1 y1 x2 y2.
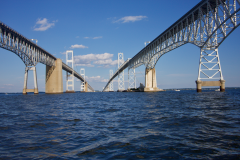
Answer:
0 89 240 159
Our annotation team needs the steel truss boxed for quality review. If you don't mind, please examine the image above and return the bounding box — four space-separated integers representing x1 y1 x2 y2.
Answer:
109 70 114 91
118 53 125 91
102 0 240 92
128 67 136 89
0 22 55 67
66 50 74 91
198 47 223 80
0 22 95 92
128 0 240 70
80 68 85 91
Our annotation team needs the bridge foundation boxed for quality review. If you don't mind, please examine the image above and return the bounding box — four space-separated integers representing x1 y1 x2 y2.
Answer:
196 80 226 92
144 68 162 92
45 59 63 94
23 66 38 94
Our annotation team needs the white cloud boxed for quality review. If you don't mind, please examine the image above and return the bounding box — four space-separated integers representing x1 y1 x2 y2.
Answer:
167 74 194 77
84 36 103 39
74 53 117 67
61 51 67 55
4 84 14 86
94 59 118 66
70 44 88 49
33 18 57 31
114 16 147 23
93 36 102 39
86 76 108 82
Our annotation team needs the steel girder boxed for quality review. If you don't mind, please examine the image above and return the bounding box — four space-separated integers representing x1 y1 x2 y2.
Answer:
128 0 240 70
0 22 56 67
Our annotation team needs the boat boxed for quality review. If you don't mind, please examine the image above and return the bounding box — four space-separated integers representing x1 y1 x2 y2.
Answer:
215 89 220 91
175 89 180 91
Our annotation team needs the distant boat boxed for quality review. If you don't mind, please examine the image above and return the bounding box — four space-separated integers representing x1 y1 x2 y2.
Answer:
175 89 180 91
5 93 8 95
215 89 220 91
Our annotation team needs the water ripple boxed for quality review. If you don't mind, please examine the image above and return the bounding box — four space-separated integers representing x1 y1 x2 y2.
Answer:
0 89 240 159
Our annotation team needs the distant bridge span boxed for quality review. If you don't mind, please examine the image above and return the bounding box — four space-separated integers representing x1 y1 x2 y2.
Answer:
103 0 240 92
0 22 94 93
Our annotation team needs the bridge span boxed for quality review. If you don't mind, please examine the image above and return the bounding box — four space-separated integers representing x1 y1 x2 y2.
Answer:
103 0 240 92
0 22 94 94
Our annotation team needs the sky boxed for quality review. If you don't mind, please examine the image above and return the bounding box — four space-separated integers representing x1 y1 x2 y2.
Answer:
0 0 240 92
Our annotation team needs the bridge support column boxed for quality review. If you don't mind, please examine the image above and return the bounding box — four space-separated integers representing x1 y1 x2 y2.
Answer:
84 82 88 92
45 59 63 94
196 80 226 92
23 66 38 94
196 48 225 92
144 68 162 92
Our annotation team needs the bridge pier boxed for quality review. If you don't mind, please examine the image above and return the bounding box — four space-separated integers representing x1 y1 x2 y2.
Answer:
23 66 38 94
196 80 225 92
45 59 63 94
196 48 225 92
144 68 162 92
82 82 88 92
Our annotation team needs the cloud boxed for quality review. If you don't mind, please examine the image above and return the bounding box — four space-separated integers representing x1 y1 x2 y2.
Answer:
114 16 147 23
86 76 108 82
70 44 88 49
4 84 14 86
84 36 102 39
61 51 67 55
93 36 102 39
33 18 57 31
167 74 194 77
74 53 117 67
94 59 118 66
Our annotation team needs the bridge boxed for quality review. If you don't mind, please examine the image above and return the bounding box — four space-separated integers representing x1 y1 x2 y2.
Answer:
103 0 240 92
0 22 94 94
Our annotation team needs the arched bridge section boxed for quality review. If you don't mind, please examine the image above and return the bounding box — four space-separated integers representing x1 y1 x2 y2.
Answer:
129 0 240 70
103 0 240 92
0 22 94 92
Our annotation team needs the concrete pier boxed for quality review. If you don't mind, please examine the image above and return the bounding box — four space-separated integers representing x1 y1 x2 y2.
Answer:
45 59 63 94
23 66 38 94
144 68 163 92
196 80 226 92
84 82 88 92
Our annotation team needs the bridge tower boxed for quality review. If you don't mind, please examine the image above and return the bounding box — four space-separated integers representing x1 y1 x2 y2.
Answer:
80 68 88 92
66 50 75 93
128 62 136 90
109 69 114 92
196 48 225 92
23 66 38 94
118 53 125 92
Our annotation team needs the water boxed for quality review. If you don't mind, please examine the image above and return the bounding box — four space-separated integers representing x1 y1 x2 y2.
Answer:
0 89 240 159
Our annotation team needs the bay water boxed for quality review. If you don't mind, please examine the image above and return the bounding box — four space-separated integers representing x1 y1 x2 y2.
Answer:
0 88 240 159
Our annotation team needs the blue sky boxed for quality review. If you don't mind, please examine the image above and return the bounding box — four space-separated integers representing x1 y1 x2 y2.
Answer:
0 0 240 92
